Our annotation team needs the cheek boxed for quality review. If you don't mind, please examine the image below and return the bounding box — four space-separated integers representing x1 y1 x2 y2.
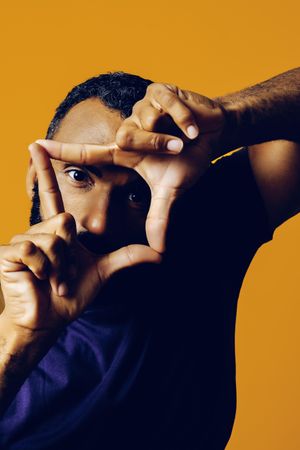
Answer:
125 209 148 236
57 181 91 225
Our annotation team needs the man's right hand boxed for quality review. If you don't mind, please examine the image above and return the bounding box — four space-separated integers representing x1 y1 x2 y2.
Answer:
0 143 161 339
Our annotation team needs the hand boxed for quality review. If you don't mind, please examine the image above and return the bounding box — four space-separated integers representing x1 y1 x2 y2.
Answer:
36 83 226 253
0 144 161 337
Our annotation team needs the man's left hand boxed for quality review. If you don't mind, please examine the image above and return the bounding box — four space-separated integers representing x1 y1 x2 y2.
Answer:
36 83 227 253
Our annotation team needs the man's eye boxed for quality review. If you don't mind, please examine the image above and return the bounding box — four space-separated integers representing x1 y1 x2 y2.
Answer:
127 191 150 210
128 192 142 203
66 169 89 183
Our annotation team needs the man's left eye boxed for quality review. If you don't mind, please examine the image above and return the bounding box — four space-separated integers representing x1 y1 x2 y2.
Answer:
126 190 150 210
128 192 142 203
66 169 88 182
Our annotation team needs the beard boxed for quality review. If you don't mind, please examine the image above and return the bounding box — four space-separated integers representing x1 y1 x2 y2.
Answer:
29 181 148 255
30 181 42 226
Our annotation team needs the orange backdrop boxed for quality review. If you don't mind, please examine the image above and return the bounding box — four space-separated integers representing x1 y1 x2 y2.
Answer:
1 1 299 448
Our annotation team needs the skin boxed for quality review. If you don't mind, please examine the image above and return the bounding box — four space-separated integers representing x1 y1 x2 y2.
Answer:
1 67 300 418
37 77 300 253
0 100 163 414
0 101 163 413
28 98 152 253
0 99 163 338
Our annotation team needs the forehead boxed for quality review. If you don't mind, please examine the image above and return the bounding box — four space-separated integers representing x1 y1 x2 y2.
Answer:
54 97 123 144
52 98 137 182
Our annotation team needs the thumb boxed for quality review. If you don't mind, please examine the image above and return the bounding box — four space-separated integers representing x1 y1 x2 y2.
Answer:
97 244 162 283
145 187 177 253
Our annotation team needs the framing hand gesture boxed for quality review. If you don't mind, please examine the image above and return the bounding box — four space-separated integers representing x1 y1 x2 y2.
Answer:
0 144 160 336
37 83 225 253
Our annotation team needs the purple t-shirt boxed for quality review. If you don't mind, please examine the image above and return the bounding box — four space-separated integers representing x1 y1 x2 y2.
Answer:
0 149 273 449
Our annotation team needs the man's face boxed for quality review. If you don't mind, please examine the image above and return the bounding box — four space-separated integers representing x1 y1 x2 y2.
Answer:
30 98 150 254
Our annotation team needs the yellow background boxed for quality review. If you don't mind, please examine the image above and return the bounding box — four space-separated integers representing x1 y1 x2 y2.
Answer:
1 1 299 448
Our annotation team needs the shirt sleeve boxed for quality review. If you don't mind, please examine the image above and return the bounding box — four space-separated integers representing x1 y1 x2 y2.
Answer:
166 147 274 278
207 147 274 245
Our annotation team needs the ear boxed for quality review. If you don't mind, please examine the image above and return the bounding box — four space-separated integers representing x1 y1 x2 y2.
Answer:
26 157 37 199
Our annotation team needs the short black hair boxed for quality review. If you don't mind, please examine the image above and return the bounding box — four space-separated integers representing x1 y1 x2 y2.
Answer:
30 71 154 226
46 71 153 139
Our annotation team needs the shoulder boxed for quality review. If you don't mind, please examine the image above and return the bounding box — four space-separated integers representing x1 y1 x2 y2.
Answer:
248 140 300 229
186 147 274 245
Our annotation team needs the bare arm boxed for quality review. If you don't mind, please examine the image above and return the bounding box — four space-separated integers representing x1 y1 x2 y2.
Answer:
0 144 160 415
216 67 300 151
36 68 300 251
0 314 58 415
215 68 300 229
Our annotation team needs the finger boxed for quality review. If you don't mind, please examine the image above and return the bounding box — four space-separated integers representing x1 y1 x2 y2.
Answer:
116 121 183 154
133 102 163 131
145 187 178 253
29 143 64 219
147 84 199 139
9 234 69 296
35 139 119 165
97 244 162 283
0 241 49 281
35 139 146 171
29 213 77 287
25 212 77 245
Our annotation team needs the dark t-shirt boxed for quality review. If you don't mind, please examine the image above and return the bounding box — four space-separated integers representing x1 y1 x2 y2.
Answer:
0 148 273 450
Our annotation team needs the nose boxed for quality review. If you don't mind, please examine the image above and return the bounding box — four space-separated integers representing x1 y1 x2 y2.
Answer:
80 191 110 235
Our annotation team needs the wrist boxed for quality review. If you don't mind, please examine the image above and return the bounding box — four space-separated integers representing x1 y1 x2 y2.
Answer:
0 312 60 359
214 97 248 153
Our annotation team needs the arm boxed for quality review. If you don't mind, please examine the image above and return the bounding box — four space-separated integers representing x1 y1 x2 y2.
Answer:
247 140 300 229
215 68 300 229
0 144 160 415
0 314 59 415
36 68 300 251
216 67 300 152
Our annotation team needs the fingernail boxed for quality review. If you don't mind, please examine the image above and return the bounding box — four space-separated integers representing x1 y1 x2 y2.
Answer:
58 282 68 297
187 125 199 139
166 140 183 152
35 139 47 145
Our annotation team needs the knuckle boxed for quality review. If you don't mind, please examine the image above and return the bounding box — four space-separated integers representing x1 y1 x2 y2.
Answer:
146 82 155 94
79 144 88 165
44 185 58 195
19 241 36 256
180 110 194 124
132 100 143 113
177 87 189 101
147 82 163 95
150 134 163 152
161 92 176 108
38 257 48 272
59 212 76 231
125 245 135 265
46 235 63 256
165 83 178 93
56 212 75 229
10 234 22 244
115 127 133 149
143 110 158 130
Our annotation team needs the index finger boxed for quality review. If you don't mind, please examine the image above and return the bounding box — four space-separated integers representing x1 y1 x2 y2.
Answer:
35 139 146 171
28 143 64 219
35 139 118 166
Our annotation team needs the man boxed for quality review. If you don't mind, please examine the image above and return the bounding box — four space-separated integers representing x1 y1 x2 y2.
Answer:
0 69 299 449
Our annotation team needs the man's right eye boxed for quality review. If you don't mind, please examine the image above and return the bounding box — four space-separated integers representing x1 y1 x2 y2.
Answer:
66 169 89 183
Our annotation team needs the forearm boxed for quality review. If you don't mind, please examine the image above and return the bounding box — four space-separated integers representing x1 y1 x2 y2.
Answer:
0 313 59 415
215 67 300 154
